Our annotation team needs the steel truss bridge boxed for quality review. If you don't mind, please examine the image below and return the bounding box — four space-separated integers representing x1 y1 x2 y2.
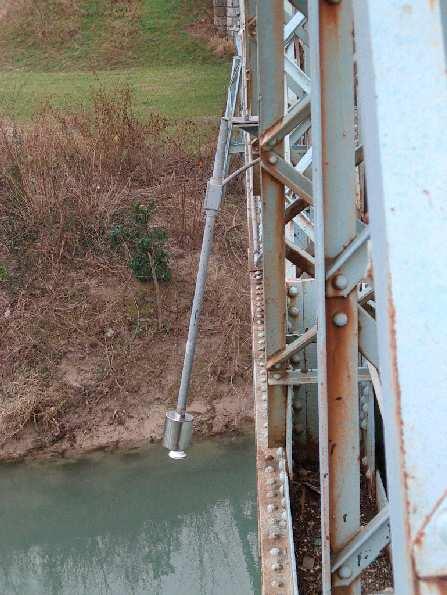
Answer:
163 1 447 593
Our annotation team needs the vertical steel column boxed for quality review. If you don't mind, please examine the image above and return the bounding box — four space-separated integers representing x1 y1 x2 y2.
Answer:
310 1 360 593
354 2 447 593
257 0 287 447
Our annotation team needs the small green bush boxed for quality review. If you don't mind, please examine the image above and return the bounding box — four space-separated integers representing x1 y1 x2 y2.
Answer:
0 264 8 281
110 201 170 282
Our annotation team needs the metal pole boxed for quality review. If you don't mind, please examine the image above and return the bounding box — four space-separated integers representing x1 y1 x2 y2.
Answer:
163 118 229 458
176 118 229 416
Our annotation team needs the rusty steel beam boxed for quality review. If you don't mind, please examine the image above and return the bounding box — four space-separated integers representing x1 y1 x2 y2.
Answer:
284 196 308 224
257 0 287 447
354 2 447 593
310 1 360 593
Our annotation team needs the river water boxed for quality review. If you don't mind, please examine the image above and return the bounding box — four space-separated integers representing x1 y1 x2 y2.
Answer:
0 435 260 595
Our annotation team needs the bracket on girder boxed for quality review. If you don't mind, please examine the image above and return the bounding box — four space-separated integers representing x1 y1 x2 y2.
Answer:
331 506 391 587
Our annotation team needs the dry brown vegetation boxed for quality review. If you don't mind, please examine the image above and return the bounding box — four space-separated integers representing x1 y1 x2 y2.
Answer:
0 89 251 453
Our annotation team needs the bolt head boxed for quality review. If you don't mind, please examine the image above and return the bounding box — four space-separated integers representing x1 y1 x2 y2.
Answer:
268 154 278 165
288 285 298 297
288 306 299 318
332 311 348 327
338 565 352 579
332 274 348 290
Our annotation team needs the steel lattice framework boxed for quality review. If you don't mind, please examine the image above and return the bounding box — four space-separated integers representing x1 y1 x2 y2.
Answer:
164 1 446 593
236 1 447 593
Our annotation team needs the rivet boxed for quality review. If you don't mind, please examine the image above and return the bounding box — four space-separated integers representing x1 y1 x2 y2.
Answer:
332 274 348 290
288 306 299 318
291 353 300 364
360 419 367 430
268 154 278 165
271 579 284 588
287 286 298 297
267 504 277 513
332 311 348 327
270 547 281 557
273 373 281 380
265 466 274 473
265 453 274 461
294 402 303 412
338 565 352 579
271 562 282 571
269 529 280 539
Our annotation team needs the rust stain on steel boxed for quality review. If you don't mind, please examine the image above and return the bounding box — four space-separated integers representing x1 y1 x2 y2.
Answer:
419 578 447 595
249 271 294 595
414 487 447 547
428 0 438 10
326 295 360 547
388 275 422 591
259 96 311 150
285 240 315 277
284 197 307 224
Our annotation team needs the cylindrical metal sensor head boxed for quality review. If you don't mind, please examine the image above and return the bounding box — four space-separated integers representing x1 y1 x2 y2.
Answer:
163 410 193 459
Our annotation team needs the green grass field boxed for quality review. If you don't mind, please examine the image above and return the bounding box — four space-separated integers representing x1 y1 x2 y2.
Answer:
0 0 229 121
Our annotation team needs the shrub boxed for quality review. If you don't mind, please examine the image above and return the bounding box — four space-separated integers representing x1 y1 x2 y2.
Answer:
110 201 171 282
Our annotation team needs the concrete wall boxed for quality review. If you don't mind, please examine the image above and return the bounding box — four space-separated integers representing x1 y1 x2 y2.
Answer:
214 0 240 33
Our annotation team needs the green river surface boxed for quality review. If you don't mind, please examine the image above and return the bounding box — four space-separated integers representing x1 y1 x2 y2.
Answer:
0 435 260 595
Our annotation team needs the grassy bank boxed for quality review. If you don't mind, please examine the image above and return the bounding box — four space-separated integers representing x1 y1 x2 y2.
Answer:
0 65 228 120
0 1 251 456
0 0 230 121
